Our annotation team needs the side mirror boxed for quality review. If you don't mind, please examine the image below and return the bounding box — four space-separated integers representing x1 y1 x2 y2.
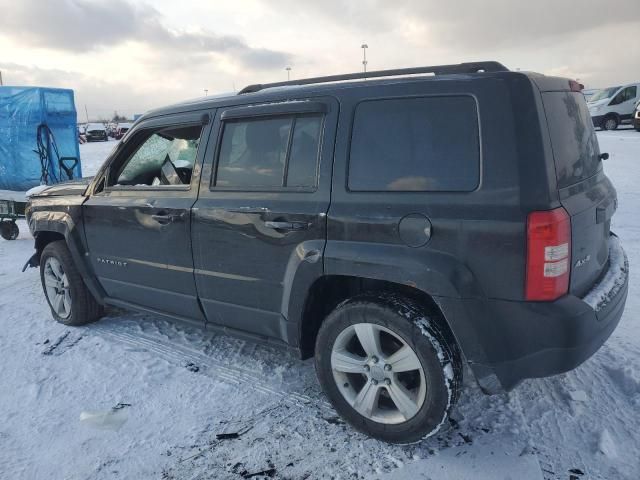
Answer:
600 153 609 161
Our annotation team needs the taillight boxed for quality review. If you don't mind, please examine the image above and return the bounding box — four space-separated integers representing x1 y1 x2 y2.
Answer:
525 207 571 301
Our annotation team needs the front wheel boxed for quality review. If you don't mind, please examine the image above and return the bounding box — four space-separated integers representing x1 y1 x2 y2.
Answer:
602 116 619 131
315 294 462 444
40 241 103 326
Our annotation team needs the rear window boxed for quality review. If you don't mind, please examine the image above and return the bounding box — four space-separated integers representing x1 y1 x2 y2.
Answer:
348 96 480 192
542 92 602 189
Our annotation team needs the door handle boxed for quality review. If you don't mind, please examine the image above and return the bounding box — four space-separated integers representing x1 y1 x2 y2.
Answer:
152 213 181 224
264 221 310 231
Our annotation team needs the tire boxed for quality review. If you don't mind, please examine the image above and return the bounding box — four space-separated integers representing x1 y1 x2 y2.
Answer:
602 116 619 131
40 241 103 326
315 293 462 444
0 221 19 240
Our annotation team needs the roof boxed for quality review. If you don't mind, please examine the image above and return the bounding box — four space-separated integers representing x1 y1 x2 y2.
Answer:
139 61 557 120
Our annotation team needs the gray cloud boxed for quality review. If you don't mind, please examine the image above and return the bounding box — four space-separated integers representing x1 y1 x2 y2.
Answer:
394 0 640 50
0 0 291 70
269 0 640 50
0 62 171 118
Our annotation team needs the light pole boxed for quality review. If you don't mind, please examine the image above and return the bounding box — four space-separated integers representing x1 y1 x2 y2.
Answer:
286 66 292 81
361 44 368 76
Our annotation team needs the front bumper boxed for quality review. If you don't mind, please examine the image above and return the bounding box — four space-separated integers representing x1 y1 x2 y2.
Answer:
591 114 604 128
459 235 629 393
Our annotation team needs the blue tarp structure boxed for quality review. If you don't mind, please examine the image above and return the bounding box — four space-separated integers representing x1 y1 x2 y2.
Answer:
0 86 82 191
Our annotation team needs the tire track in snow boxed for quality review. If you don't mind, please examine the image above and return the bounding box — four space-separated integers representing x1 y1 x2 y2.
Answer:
89 323 333 413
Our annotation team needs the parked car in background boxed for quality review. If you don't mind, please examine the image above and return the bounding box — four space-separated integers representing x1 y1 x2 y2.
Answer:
633 103 640 132
106 123 117 139
76 124 86 144
114 122 133 140
588 83 640 130
85 123 108 142
24 62 628 444
582 88 599 102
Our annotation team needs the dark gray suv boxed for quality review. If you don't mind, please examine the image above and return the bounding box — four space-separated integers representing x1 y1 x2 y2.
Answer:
25 61 629 443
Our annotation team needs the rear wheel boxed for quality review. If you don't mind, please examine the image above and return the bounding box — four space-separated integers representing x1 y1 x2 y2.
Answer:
0 221 19 240
315 294 462 444
602 116 619 131
40 241 103 326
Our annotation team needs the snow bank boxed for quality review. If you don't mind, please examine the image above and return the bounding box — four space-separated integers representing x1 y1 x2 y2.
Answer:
582 235 628 311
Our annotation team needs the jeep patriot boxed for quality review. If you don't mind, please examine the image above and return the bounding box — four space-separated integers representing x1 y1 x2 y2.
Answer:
25 62 629 443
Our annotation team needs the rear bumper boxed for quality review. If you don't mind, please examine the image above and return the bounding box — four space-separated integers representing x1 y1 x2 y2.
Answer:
455 235 629 393
86 134 107 141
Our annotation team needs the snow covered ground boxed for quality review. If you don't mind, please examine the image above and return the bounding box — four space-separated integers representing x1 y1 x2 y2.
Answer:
1 131 639 479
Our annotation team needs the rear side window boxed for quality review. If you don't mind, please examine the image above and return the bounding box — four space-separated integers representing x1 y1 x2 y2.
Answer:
215 114 323 189
348 96 480 192
542 92 601 189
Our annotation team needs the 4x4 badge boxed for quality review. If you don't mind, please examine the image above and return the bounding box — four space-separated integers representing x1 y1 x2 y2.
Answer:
575 255 591 268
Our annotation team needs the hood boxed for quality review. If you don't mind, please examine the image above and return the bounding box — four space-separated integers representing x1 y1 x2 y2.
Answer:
587 98 610 109
28 177 93 197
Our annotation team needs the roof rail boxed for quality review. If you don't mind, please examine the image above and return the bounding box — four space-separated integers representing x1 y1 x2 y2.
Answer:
238 61 509 94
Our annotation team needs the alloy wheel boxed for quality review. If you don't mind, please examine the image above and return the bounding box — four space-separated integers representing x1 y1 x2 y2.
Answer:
43 257 72 319
331 323 427 424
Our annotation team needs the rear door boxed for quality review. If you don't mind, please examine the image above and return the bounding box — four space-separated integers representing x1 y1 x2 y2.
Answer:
541 90 615 297
192 97 338 340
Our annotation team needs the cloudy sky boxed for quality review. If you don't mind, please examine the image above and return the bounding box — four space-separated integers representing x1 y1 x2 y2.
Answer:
1 0 638 120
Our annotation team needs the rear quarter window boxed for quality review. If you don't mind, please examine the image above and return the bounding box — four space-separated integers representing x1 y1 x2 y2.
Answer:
348 96 480 192
542 92 601 189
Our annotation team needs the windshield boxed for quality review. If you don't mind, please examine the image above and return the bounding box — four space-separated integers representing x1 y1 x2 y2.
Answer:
589 86 621 102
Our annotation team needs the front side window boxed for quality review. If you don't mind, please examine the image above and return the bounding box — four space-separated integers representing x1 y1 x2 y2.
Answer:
215 114 323 189
609 86 635 106
111 125 202 187
348 96 480 192
624 86 637 102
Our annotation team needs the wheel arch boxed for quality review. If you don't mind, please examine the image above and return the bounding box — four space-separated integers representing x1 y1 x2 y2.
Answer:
298 275 460 361
34 230 66 256
28 210 106 304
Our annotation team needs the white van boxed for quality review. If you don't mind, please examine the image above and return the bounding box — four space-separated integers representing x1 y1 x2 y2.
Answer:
588 83 640 130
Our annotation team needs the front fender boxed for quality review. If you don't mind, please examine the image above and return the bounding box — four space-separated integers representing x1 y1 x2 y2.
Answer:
27 206 106 305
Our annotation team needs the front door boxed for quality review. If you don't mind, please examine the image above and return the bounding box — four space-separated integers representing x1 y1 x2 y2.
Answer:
83 111 212 324
609 85 638 121
192 98 338 341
